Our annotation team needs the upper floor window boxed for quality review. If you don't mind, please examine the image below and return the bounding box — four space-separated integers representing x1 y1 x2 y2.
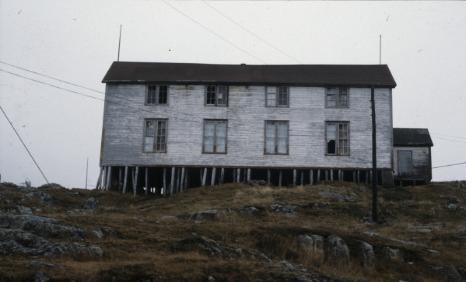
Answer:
265 120 289 155
146 85 168 105
144 119 167 153
326 121 349 156
326 87 348 108
203 119 227 154
206 85 228 106
266 86 289 107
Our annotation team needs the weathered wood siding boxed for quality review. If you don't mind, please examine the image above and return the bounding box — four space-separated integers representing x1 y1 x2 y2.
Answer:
393 146 431 180
101 84 393 169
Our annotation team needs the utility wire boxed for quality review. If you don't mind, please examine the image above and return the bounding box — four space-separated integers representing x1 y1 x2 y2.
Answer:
0 105 50 184
0 60 104 94
433 161 466 169
201 0 301 63
0 69 104 101
160 0 267 64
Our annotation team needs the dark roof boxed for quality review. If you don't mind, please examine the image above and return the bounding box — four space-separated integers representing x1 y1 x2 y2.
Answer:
102 61 396 87
393 128 433 147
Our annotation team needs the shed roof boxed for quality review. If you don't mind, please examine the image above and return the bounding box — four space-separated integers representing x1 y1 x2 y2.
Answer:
102 61 396 87
393 128 433 147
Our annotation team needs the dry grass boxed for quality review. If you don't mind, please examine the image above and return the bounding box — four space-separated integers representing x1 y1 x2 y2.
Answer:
0 181 465 281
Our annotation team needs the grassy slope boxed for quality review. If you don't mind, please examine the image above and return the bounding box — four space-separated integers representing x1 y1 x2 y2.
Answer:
0 182 465 281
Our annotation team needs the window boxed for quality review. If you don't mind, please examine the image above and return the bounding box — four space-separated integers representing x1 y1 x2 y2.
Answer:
144 119 167 153
266 86 289 107
203 120 227 153
326 121 349 155
206 85 228 106
146 85 168 105
265 121 289 154
326 87 348 108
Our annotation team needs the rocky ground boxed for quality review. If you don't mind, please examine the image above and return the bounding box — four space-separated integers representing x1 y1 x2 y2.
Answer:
0 181 465 282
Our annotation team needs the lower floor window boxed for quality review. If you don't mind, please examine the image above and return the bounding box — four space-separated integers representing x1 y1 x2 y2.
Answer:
326 121 349 155
265 120 289 154
144 119 167 153
203 120 227 153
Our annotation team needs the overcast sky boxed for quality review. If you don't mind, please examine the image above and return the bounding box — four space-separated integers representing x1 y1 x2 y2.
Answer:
1 0 465 188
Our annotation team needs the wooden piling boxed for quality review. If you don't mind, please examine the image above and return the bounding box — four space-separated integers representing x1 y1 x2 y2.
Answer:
236 168 241 183
267 169 271 185
247 168 251 182
122 166 128 194
202 168 207 187
330 169 334 182
145 167 149 195
96 167 103 189
279 170 282 187
300 170 304 186
338 169 342 182
317 169 321 183
170 167 175 195
293 169 297 186
163 168 167 195
220 168 224 184
211 167 216 186
133 166 139 196
180 167 185 192
310 169 314 185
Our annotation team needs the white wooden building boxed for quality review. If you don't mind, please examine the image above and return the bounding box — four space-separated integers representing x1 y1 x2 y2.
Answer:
97 62 398 194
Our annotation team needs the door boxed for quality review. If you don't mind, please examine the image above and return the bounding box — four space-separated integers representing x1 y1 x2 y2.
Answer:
398 150 413 176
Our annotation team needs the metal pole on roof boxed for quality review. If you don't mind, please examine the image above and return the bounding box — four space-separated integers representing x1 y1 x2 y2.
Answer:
117 25 122 61
379 35 382 64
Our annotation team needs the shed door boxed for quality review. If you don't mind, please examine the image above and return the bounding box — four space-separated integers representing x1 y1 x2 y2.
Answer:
398 150 413 176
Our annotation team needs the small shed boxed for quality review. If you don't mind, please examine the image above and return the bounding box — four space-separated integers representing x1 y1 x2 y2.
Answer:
393 128 434 184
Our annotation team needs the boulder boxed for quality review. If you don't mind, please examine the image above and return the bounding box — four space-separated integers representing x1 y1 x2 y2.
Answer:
189 209 224 221
296 234 324 260
238 206 263 216
359 241 375 268
325 235 350 265
83 197 98 210
270 203 297 214
382 247 403 262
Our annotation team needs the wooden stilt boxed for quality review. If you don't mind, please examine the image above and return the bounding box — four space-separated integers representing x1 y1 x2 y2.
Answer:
247 168 251 182
293 169 297 186
145 167 149 195
170 167 175 195
122 166 128 194
236 168 241 183
202 168 207 187
118 167 123 191
163 168 167 195
220 168 224 184
365 170 369 184
211 167 216 186
279 170 282 187
267 169 271 185
338 169 342 182
180 167 185 192
233 168 237 183
177 168 182 192
101 167 107 190
184 169 189 190
133 166 139 196
330 169 334 182
317 169 321 183
310 169 314 185
369 170 373 184
353 170 356 183
325 170 329 181
300 170 304 186
96 167 103 189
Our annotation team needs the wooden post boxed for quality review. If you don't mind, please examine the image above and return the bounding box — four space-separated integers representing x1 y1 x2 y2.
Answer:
293 169 297 186
202 168 207 187
300 170 304 186
96 167 103 189
122 166 128 194
325 170 328 181
163 168 167 195
133 166 139 196
170 167 175 195
339 169 342 182
310 169 314 185
101 167 107 190
353 170 356 183
366 170 369 184
118 167 123 191
145 167 149 195
330 169 334 182
267 169 271 185
184 169 189 190
236 168 241 183
233 168 237 183
211 167 216 186
107 166 113 190
357 170 360 184
177 168 182 192
220 168 224 184
317 169 321 183
180 167 185 192
247 168 251 182
279 170 282 187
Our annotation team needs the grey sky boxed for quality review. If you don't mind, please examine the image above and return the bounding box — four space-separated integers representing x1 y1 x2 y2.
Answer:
1 0 465 188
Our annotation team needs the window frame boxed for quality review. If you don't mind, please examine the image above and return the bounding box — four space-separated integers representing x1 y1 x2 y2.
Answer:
204 85 229 107
325 121 350 156
202 119 228 154
145 85 169 106
325 87 349 108
264 120 290 155
143 118 168 153
265 86 290 108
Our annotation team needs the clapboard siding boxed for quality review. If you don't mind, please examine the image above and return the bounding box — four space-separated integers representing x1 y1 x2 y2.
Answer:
101 84 393 169
393 146 431 180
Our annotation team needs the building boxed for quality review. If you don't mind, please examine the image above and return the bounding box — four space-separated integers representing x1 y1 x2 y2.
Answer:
97 62 397 194
393 128 433 185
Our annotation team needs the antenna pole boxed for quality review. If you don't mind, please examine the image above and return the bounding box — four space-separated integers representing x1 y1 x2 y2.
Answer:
379 34 382 64
117 25 122 61
85 157 89 189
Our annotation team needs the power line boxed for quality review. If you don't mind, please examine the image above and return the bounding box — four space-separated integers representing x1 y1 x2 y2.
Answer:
0 68 104 101
201 0 301 63
0 105 50 184
160 0 267 64
0 60 104 94
433 161 466 169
